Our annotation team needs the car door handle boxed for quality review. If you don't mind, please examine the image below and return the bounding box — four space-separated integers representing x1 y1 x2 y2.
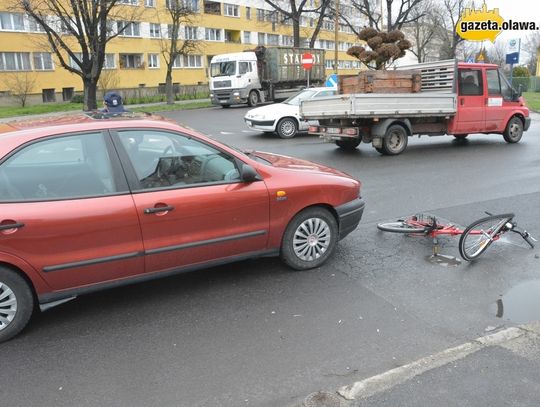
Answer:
144 205 175 214
0 222 25 231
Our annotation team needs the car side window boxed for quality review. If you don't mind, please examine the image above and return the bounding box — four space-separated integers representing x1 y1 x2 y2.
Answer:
458 69 483 96
486 69 501 95
117 130 241 191
0 132 117 202
499 73 514 100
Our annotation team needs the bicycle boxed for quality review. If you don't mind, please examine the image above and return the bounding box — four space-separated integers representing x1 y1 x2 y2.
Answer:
377 212 536 261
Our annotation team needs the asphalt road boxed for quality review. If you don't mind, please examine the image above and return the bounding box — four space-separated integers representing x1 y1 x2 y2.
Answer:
1 106 539 407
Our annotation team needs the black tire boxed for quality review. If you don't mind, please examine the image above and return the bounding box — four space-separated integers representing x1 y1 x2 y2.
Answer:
221 104 230 109
503 116 523 143
377 221 426 234
335 138 360 150
381 124 408 155
281 207 338 270
276 117 298 139
247 90 259 107
0 267 35 343
458 213 514 261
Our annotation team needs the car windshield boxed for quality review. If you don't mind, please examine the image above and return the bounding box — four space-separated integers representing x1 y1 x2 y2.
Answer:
211 61 236 77
283 90 318 106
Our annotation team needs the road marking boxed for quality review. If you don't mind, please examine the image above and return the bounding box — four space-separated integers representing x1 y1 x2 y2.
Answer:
338 326 525 400
220 131 235 135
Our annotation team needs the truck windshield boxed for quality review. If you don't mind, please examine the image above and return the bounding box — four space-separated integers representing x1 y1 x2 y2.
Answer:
211 62 236 77
284 90 317 106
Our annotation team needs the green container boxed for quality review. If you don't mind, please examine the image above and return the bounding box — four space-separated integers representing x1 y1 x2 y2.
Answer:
262 47 326 84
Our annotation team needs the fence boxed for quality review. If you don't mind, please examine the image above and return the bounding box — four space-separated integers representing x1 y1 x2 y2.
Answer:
508 76 540 92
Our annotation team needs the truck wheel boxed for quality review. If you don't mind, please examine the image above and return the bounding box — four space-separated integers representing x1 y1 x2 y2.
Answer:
381 125 408 155
503 117 523 143
247 91 259 107
280 207 338 270
335 139 360 150
277 118 298 139
0 267 35 343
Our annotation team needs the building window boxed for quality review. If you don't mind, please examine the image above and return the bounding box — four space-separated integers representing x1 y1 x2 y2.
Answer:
243 31 251 44
0 52 32 71
185 26 198 40
224 3 239 17
42 88 56 103
119 53 144 69
117 21 140 37
246 7 251 19
166 0 199 11
149 23 161 38
62 87 74 101
183 55 202 68
0 12 24 31
33 52 54 70
203 0 221 15
205 28 221 41
28 17 46 32
144 0 155 6
282 35 293 46
267 34 279 46
257 33 265 45
118 0 138 5
103 53 116 69
256 9 264 21
148 53 160 68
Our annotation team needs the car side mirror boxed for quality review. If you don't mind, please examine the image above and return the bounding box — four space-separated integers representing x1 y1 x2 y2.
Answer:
240 164 261 182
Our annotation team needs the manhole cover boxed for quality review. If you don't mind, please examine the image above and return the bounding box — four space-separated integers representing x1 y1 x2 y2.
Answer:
303 391 341 407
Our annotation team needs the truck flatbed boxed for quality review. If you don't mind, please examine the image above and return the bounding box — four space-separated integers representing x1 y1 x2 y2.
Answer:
300 92 457 119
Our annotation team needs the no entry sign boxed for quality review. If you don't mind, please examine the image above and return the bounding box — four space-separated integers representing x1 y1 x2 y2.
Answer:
302 53 313 70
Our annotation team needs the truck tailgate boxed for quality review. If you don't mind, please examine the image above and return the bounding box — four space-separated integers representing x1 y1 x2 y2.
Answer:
301 93 457 119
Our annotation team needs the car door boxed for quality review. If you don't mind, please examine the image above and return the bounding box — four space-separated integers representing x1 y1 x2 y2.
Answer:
485 68 506 132
0 131 144 291
112 129 270 274
454 68 485 134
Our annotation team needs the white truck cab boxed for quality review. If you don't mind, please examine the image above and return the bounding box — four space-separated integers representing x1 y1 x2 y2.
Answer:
209 52 261 107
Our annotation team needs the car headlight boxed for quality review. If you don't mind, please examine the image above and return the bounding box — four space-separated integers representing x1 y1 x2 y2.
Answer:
210 93 214 97
249 114 266 120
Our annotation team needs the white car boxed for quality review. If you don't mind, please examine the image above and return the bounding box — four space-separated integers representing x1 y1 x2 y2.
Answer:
244 87 337 139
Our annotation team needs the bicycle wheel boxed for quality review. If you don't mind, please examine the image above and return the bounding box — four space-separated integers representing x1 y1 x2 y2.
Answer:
377 220 426 234
459 213 514 261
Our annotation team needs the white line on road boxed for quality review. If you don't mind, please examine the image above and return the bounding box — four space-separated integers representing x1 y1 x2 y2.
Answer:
338 326 525 401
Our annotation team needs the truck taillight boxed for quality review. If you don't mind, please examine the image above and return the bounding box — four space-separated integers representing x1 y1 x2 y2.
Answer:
344 128 358 136
308 126 319 133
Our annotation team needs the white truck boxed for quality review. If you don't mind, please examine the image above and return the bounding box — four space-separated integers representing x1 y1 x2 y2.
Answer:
209 46 325 108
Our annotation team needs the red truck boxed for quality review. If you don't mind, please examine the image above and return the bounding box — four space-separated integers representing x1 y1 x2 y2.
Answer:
301 60 531 155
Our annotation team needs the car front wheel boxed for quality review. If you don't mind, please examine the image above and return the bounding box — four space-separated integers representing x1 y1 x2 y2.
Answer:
280 207 338 270
276 118 298 139
0 267 35 343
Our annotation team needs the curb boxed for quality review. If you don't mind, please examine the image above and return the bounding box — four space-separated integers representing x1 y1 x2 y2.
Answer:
298 322 540 407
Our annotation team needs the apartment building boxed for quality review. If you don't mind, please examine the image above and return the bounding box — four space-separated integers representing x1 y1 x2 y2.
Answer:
0 0 365 103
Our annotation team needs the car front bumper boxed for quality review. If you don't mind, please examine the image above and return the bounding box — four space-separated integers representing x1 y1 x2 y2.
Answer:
335 197 365 240
524 116 531 131
244 118 276 132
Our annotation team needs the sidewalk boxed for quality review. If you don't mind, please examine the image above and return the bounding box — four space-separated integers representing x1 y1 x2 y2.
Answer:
0 98 211 123
297 322 540 407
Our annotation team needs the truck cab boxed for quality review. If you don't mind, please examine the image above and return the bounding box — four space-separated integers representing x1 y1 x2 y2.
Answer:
209 52 261 108
449 62 531 139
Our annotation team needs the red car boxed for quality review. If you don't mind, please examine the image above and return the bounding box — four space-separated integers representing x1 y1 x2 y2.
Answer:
0 113 364 342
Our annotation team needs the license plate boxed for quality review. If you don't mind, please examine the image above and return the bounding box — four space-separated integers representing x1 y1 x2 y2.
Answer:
326 128 341 134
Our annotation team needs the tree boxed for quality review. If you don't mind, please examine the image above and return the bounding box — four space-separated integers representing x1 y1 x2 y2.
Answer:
486 41 507 68
341 0 424 34
14 0 139 110
98 69 120 97
6 72 37 107
159 0 199 105
522 32 540 75
263 0 329 47
513 66 530 78
435 0 469 59
347 27 411 69
408 2 440 62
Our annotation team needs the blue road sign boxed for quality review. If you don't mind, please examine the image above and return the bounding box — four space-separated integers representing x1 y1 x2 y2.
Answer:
326 74 338 88
467 56 475 63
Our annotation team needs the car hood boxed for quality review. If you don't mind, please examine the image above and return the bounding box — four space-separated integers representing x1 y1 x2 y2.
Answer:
245 103 298 119
253 151 352 178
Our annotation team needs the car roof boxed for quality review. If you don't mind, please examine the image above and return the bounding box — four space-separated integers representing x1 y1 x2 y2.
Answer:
0 112 198 158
